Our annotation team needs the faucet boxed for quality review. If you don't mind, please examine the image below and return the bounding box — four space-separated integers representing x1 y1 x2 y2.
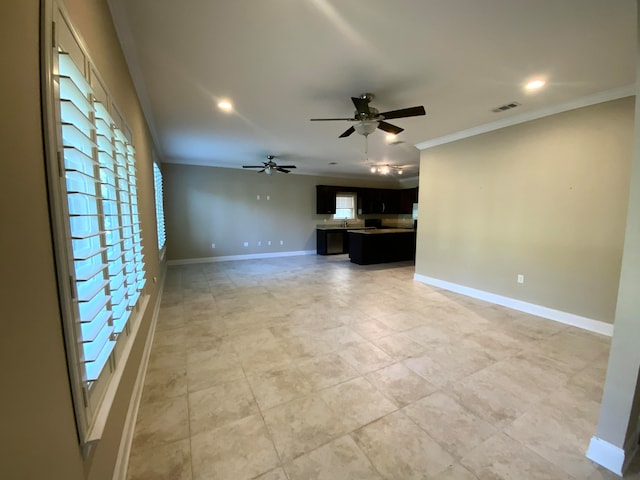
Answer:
343 218 348 227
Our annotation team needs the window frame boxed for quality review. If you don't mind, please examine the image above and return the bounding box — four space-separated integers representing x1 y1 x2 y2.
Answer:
153 161 167 259
333 192 357 220
41 0 149 450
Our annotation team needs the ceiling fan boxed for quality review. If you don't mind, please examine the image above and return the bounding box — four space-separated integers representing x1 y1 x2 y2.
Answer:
242 155 296 175
310 93 426 138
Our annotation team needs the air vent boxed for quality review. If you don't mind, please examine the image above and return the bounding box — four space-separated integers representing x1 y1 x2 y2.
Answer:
492 101 521 113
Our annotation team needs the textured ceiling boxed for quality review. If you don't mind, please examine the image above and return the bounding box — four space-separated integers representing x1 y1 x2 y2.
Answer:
108 0 636 179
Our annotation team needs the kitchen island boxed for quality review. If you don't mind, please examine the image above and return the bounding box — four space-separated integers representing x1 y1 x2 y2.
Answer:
348 228 416 265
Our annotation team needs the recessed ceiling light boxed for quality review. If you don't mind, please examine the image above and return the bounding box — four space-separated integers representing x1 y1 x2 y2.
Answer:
386 134 397 142
525 79 546 91
218 100 233 112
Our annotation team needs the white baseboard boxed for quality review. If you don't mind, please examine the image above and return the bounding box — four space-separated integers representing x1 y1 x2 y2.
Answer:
586 436 639 477
167 249 316 265
113 265 167 480
413 273 613 337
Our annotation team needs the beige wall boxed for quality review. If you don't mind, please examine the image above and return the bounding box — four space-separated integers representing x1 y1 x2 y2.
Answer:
0 1 163 479
415 97 634 323
164 163 410 261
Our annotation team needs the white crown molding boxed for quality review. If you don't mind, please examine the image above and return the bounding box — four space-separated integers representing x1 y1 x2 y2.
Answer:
166 250 316 265
415 86 636 151
398 175 420 186
107 0 164 159
413 273 614 336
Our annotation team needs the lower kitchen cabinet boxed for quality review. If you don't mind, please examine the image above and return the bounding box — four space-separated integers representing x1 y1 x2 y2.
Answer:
348 230 416 265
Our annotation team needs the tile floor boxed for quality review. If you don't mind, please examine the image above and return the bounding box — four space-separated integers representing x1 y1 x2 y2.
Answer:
126 255 639 480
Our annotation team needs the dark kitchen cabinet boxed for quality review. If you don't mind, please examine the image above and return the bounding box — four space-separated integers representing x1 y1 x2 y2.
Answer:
383 189 401 214
348 230 416 265
357 188 373 214
320 185 417 215
358 188 390 214
358 188 402 214
399 187 418 214
316 185 337 214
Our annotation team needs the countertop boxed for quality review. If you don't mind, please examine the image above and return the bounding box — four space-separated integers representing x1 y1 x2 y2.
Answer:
347 228 415 234
316 225 373 231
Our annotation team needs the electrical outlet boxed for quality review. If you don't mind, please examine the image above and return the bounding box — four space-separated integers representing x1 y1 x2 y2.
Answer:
266 195 270 200
256 195 260 200
258 241 262 246
517 274 524 284
267 240 271 246
243 242 249 247
211 243 216 249
279 240 284 245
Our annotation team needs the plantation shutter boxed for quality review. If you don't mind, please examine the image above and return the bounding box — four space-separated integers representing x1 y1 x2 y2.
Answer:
57 51 145 383
153 162 166 251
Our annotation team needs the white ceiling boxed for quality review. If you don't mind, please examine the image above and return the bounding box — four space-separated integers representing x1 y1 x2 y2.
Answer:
108 0 636 180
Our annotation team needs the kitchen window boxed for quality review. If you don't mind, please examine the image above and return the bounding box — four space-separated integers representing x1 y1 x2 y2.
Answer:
333 192 356 220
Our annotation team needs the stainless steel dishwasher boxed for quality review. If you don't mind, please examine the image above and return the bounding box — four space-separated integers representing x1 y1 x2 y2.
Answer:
326 230 345 254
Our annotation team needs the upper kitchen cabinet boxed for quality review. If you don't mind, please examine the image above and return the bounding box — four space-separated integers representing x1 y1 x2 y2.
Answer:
357 188 373 214
316 185 338 214
359 188 395 214
319 185 417 215
358 187 416 214
399 187 418 214
357 188 380 214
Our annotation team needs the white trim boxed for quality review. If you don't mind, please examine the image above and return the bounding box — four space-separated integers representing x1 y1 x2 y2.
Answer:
167 250 317 266
415 86 636 151
397 176 419 187
106 0 164 155
113 268 167 480
413 273 613 336
586 436 639 477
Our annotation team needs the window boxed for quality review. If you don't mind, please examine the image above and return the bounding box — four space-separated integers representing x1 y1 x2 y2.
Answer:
333 192 356 220
153 162 166 253
42 1 148 446
57 47 145 381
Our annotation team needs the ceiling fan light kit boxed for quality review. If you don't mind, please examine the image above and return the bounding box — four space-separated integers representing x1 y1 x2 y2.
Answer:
242 155 296 174
354 121 379 136
310 92 426 138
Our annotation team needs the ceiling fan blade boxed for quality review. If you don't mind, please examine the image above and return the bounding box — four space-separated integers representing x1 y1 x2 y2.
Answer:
277 165 296 168
258 169 265 173
379 105 426 120
310 117 355 121
243 165 265 168
377 121 404 135
351 97 370 115
339 126 356 138
276 167 291 173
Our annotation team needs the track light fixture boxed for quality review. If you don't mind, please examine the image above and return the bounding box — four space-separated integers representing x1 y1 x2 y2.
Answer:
369 164 404 175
